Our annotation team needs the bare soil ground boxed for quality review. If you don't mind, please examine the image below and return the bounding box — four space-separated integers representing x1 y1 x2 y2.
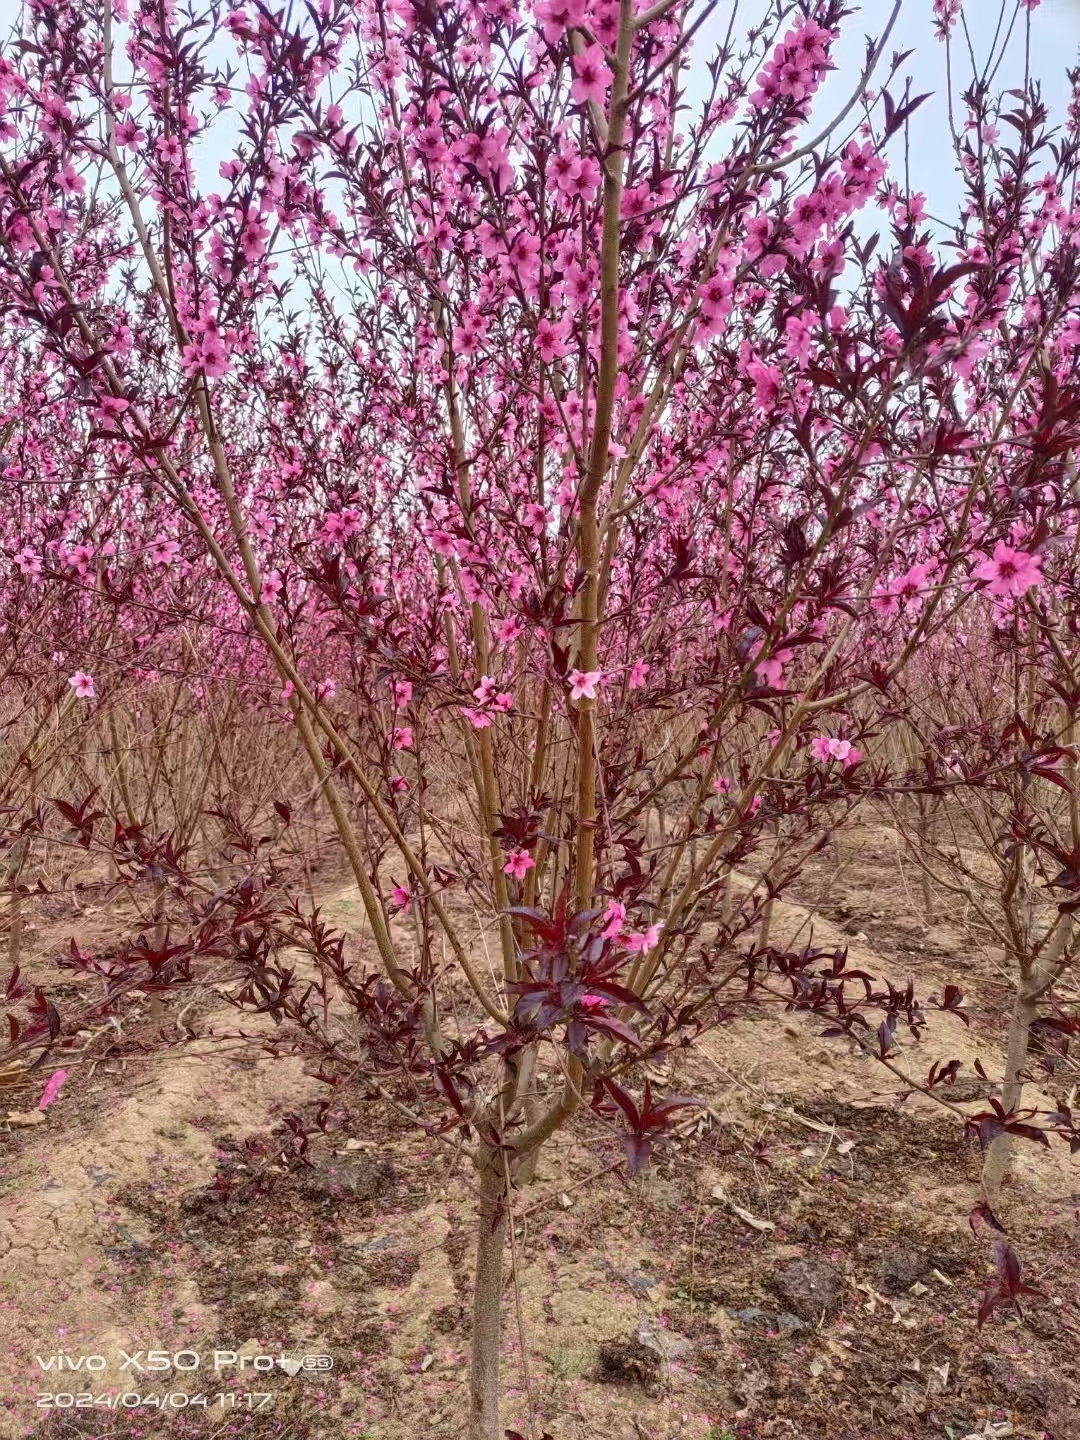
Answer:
2 821 1078 1440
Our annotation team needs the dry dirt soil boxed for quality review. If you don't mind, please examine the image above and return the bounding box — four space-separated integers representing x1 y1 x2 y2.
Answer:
1 821 1078 1440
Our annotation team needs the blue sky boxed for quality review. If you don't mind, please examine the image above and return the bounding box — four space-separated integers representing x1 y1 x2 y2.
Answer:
726 0 1079 222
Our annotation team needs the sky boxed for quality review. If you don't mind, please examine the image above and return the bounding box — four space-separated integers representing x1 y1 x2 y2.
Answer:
775 0 1080 224
1 0 1076 212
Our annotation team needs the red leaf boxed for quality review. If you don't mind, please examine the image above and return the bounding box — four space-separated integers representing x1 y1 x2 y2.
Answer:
602 1078 641 1130
969 1200 1006 1238
976 1286 1002 1329
578 981 648 1012
433 1068 465 1117
583 1014 643 1049
1030 765 1074 794
644 1094 702 1126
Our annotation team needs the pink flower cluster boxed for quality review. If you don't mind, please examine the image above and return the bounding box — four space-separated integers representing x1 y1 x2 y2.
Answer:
463 674 514 729
811 735 862 768
932 0 963 38
749 21 832 112
320 508 364 545
599 899 662 953
180 318 234 379
871 561 938 616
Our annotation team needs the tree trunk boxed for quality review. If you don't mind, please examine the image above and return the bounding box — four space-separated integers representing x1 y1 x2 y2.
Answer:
5 834 30 969
149 870 169 1027
469 1151 508 1440
982 983 1037 1206
512 1046 542 1186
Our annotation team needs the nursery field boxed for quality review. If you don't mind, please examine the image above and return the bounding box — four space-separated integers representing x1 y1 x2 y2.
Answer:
2 0 1080 1438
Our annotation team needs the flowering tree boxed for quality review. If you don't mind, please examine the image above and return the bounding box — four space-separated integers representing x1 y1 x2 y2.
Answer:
2 0 1080 1433
858 20 1080 1208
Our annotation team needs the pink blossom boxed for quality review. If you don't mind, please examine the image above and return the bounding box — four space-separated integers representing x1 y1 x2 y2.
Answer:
746 356 783 410
390 883 411 910
149 536 180 565
810 735 833 763
57 165 85 197
974 542 1043 598
535 317 571 363
624 921 663 953
571 44 612 107
38 1069 68 1111
115 117 146 148
841 140 886 193
628 660 649 690
181 328 231 379
755 647 793 690
390 725 413 750
871 587 899 617
68 671 95 699
698 273 732 323
812 735 862 768
601 899 627 938
503 849 535 880
569 668 603 702
535 0 587 45
932 0 963 37
156 135 183 166
783 312 814 367
14 548 41 576
952 336 989 381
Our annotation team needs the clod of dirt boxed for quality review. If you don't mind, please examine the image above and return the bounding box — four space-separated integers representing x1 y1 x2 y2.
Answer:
873 1245 931 1296
429 1301 466 1333
942 1076 994 1103
179 1184 235 1223
770 1256 842 1319
626 1270 660 1296
596 1338 662 1388
979 1355 1048 1412
727 1306 807 1334
296 1154 396 1203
